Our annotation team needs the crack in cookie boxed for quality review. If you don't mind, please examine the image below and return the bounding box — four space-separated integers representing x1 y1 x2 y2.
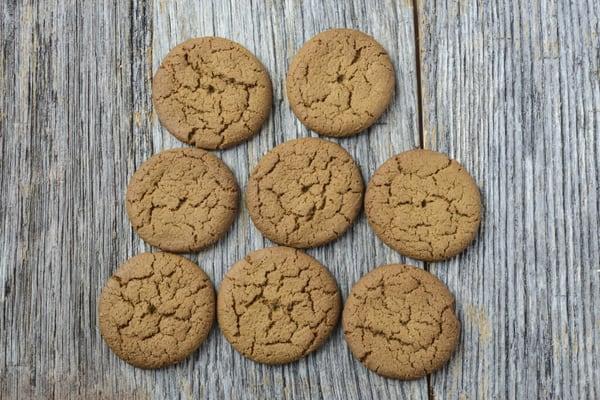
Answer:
287 29 395 137
126 148 238 252
246 138 363 248
98 253 215 368
153 37 272 149
365 149 482 261
343 264 460 380
217 247 341 364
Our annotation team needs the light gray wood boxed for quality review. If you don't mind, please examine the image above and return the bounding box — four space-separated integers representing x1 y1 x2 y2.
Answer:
2 0 599 399
149 2 423 399
418 0 600 399
1 0 425 399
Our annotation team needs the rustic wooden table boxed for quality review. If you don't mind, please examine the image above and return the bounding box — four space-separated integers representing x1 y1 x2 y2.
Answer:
1 0 599 399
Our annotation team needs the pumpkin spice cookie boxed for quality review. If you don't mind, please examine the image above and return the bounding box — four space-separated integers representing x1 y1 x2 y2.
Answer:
286 29 395 137
99 253 215 368
343 264 460 379
365 149 481 261
126 148 238 252
152 37 272 149
246 138 364 248
217 247 341 364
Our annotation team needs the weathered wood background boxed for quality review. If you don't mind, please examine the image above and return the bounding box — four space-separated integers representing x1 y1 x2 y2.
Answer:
1 0 599 399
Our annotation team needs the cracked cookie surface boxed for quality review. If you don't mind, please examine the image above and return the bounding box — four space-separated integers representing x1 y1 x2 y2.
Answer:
153 37 272 149
98 253 215 368
365 149 481 261
343 264 460 379
217 247 341 364
286 29 394 137
246 138 363 248
126 148 238 252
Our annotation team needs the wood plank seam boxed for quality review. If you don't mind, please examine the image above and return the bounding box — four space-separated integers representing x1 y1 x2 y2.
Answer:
411 2 435 399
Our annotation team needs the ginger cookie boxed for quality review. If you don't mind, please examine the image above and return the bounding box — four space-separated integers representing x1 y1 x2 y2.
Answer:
99 253 215 368
343 264 460 379
286 29 395 137
217 247 341 364
365 149 481 261
246 138 364 248
152 37 272 149
126 148 238 252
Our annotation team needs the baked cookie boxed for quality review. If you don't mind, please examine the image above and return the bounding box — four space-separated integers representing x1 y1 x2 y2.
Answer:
99 253 215 368
286 29 395 137
343 264 460 379
365 149 481 261
246 138 363 248
217 247 341 364
126 148 238 252
153 37 272 149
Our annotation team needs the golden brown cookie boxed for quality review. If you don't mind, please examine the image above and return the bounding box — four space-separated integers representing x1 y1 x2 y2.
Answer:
99 253 215 368
343 264 460 379
286 29 395 137
217 247 341 364
365 149 481 261
126 148 238 252
246 138 363 248
152 37 272 149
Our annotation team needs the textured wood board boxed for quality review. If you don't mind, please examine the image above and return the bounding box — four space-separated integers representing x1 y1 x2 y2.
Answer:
1 0 599 399
418 0 600 399
0 0 425 398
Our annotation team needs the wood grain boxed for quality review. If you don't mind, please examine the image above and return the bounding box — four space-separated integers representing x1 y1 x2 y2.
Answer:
418 0 600 399
1 0 427 398
2 0 599 398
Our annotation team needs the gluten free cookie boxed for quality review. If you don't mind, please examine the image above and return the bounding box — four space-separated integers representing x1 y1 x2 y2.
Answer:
286 29 395 137
343 264 460 379
126 148 238 252
217 247 341 364
153 37 272 149
365 149 481 261
246 138 363 248
99 253 215 368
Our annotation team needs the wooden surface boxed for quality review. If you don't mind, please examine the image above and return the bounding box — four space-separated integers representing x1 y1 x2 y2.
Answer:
0 0 598 399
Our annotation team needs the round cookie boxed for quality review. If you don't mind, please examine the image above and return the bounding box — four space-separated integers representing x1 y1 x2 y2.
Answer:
286 29 395 137
217 246 341 364
98 253 215 368
152 37 272 149
246 138 364 248
365 149 481 261
343 264 460 379
126 148 238 252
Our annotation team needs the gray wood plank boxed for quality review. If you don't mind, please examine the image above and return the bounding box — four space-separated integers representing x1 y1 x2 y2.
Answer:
1 0 425 399
0 0 154 398
149 1 423 399
418 0 600 399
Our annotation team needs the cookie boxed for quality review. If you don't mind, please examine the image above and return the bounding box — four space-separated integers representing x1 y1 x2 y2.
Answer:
217 246 341 364
286 29 395 137
152 37 272 149
126 148 238 252
365 149 481 261
343 264 460 379
98 253 215 368
246 138 363 248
